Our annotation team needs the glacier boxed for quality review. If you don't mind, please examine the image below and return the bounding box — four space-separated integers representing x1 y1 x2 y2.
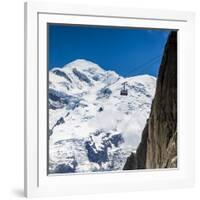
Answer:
48 59 156 174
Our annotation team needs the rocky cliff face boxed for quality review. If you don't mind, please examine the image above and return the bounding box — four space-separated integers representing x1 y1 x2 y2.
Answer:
123 31 177 170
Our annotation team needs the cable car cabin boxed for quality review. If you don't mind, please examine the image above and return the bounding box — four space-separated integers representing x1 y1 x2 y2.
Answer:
120 82 128 96
120 89 128 96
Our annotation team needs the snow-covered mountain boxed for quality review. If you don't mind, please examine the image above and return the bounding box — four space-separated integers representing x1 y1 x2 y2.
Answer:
48 59 156 173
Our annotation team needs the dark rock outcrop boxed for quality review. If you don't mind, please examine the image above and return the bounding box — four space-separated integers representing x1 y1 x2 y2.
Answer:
123 153 137 170
52 69 72 83
72 68 92 84
123 31 177 170
85 131 124 165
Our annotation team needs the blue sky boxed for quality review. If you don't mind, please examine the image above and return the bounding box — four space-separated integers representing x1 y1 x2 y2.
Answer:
48 24 170 77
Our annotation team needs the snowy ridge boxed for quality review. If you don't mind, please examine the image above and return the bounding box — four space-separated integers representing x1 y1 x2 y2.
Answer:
49 59 156 173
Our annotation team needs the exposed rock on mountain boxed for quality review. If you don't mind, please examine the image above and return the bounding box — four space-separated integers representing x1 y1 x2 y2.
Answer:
123 31 177 170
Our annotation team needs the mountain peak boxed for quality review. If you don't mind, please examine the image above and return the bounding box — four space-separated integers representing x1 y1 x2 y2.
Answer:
63 59 104 73
67 59 95 65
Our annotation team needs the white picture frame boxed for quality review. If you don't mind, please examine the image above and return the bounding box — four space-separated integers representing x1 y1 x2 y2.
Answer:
24 2 195 197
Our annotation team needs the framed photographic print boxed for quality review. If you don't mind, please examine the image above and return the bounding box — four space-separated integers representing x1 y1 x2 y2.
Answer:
24 2 195 197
